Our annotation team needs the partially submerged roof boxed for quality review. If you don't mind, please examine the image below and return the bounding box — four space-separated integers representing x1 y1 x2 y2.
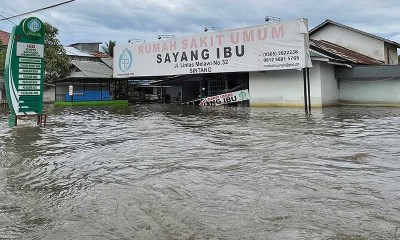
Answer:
70 60 112 78
310 39 383 65
310 19 400 48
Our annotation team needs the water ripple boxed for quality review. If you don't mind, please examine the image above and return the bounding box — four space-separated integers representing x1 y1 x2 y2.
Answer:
0 105 400 239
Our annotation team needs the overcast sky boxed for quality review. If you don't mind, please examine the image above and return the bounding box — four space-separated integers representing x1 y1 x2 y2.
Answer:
1 0 399 49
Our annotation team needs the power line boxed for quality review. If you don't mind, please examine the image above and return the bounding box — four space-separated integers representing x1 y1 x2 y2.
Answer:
0 13 17 25
0 0 76 21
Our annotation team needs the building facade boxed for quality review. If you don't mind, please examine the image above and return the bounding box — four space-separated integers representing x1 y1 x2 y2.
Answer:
310 19 399 65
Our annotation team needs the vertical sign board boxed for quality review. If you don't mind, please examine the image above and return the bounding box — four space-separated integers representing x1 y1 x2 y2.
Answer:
4 17 45 125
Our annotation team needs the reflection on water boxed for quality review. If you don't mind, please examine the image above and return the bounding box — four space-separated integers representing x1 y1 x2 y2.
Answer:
1 104 400 239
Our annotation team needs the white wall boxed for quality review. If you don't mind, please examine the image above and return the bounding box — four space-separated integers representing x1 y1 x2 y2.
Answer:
384 43 399 65
320 62 340 106
340 78 400 105
248 60 342 107
311 25 385 62
43 87 55 103
249 62 324 107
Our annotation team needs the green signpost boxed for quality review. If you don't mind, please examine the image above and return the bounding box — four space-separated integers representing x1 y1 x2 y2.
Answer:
4 17 46 127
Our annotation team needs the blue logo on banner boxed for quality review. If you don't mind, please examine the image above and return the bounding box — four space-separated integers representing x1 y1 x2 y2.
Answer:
119 48 133 72
27 19 42 33
239 91 247 100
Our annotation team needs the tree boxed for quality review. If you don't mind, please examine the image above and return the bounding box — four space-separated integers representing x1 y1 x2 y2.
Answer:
44 22 70 83
0 40 5 74
101 40 116 57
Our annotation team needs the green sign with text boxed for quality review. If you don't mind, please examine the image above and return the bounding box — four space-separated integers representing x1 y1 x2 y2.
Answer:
4 17 45 122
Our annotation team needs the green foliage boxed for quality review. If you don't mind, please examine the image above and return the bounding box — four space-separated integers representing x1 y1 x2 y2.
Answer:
44 22 70 83
1 24 71 79
101 40 116 57
0 40 5 74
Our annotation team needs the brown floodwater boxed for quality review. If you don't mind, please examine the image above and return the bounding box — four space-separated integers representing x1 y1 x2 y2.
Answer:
0 104 399 239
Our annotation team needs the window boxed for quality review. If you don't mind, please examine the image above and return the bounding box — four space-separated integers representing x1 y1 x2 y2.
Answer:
208 79 227 96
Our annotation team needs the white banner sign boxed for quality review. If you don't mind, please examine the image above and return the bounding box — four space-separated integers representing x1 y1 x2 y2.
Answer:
114 19 311 78
199 89 250 106
16 42 44 58
69 85 74 96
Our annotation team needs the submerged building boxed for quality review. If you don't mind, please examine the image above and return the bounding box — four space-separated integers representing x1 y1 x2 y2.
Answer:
250 19 400 107
3 19 400 108
310 20 400 106
55 42 130 105
113 18 400 108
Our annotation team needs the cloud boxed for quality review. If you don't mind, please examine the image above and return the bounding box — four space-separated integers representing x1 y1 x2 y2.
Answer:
0 0 399 47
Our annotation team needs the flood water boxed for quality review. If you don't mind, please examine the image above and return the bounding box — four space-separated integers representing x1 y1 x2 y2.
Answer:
0 104 400 240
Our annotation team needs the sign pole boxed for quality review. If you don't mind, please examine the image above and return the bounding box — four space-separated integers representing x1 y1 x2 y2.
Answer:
303 68 308 113
307 67 311 113
4 17 46 127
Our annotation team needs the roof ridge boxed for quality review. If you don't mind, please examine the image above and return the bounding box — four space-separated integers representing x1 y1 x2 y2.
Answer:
310 19 400 48
310 39 383 65
318 39 381 60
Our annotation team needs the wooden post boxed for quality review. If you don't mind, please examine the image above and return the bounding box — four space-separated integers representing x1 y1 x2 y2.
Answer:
36 114 47 127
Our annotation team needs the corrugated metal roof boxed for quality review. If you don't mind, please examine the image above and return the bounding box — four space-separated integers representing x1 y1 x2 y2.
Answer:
309 49 332 59
310 19 400 48
69 42 102 46
100 58 113 68
71 60 112 78
69 70 88 78
91 51 111 58
64 46 93 57
310 39 383 65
